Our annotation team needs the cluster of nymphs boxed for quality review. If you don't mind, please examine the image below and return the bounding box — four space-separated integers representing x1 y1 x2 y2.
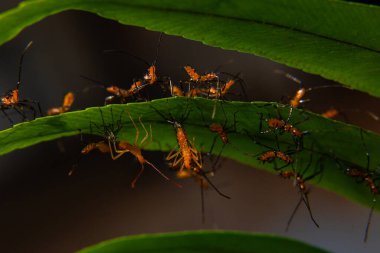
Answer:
1 40 379 241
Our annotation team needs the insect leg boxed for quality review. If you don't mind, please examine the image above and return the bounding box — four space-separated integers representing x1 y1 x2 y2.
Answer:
285 194 303 232
364 197 376 242
1 109 14 125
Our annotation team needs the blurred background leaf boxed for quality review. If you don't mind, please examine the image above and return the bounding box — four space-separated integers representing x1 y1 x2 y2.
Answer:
76 230 331 253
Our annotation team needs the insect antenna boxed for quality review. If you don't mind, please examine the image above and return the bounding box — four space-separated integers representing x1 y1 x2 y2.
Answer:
80 74 110 93
17 41 33 89
103 33 163 68
102 49 151 67
152 32 163 66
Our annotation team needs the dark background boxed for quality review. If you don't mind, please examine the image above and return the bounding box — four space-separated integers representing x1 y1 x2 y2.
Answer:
1 1 380 253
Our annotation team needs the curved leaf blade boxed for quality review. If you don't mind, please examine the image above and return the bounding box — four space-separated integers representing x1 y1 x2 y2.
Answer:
1 97 379 213
0 0 380 97
76 230 331 253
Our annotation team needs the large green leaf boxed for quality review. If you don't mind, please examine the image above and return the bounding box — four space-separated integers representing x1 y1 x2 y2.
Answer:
1 0 380 96
1 97 379 213
76 230 331 253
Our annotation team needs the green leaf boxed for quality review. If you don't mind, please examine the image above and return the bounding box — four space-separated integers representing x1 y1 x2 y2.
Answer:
1 0 380 96
76 230 331 253
1 97 378 213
